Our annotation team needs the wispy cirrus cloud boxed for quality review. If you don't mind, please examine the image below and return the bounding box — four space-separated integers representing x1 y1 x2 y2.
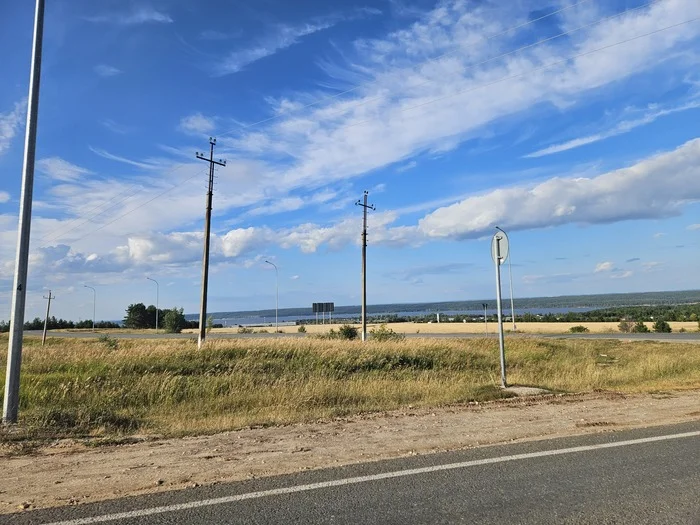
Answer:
687 223 700 230
595 261 614 273
94 64 122 77
85 7 173 25
37 157 93 182
0 191 10 203
0 99 26 157
215 8 381 76
526 99 700 158
89 147 159 170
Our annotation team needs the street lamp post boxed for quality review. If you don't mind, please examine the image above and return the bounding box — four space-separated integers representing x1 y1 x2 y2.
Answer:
83 285 96 331
265 260 278 334
495 226 516 331
146 277 159 331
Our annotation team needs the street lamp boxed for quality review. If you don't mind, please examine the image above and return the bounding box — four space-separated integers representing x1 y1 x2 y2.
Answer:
83 285 96 331
495 226 516 331
146 277 159 331
265 260 278 334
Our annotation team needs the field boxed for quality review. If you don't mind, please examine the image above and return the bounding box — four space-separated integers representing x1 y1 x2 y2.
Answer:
1 333 699 439
222 321 700 335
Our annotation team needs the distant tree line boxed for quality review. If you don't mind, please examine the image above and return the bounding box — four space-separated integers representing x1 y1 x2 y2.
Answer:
0 317 120 333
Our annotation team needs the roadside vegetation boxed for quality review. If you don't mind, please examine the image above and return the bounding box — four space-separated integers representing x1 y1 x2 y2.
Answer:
1 334 699 444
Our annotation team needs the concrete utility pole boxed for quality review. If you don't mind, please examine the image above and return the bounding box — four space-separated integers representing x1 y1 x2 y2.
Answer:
265 261 279 335
41 290 54 346
355 191 375 342
146 277 159 331
3 0 46 424
196 138 226 349
492 232 508 388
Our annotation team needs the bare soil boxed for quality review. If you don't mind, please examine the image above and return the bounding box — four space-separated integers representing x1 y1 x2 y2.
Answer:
2 389 699 514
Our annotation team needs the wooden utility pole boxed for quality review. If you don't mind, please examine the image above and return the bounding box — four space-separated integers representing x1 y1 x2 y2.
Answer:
355 191 375 342
195 138 226 349
41 290 54 346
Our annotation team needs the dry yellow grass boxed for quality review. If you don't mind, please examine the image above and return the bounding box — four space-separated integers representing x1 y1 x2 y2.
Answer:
1 334 698 438
198 321 699 335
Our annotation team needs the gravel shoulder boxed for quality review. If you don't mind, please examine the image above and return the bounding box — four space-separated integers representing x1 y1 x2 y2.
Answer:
2 389 700 514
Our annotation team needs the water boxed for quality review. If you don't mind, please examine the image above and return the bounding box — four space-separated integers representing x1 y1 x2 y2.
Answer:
213 307 599 327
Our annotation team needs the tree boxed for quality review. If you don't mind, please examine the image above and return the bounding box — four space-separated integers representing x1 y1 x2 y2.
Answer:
653 320 672 333
618 320 633 333
631 321 650 333
163 308 186 333
123 303 149 329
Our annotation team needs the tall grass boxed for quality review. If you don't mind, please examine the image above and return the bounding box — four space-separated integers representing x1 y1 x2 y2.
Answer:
0 335 698 438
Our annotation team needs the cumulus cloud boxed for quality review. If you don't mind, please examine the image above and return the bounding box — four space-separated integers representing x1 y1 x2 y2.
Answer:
687 223 700 230
416 138 700 240
178 113 216 135
595 261 614 273
0 100 26 157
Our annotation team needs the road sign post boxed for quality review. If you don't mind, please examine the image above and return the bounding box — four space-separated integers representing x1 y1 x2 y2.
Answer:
491 232 509 388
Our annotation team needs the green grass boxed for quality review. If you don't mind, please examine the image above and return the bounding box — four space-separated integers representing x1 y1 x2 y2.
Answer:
0 335 699 440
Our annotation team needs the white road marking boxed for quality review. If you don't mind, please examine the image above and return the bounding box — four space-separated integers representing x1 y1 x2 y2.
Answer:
41 430 700 525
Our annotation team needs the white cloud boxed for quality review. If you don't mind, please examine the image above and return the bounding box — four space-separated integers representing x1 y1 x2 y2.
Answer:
687 223 700 230
216 21 336 75
101 119 132 134
178 113 216 135
0 100 26 157
653 232 666 239
0 191 9 203
417 138 700 240
526 99 700 158
94 64 122 77
290 275 300 280
595 261 614 273
226 0 700 198
37 157 93 182
89 147 159 170
85 7 173 25
610 270 633 279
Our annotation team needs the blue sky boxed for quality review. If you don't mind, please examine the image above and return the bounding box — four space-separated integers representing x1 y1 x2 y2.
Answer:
1 0 699 322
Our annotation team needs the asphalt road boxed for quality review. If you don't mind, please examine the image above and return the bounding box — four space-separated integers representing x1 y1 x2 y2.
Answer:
24 330 700 342
8 422 700 524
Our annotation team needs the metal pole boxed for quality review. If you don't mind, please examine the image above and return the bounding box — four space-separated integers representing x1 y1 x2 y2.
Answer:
482 303 488 337
265 261 278 334
42 290 53 346
494 236 507 388
3 0 45 424
496 227 516 331
84 285 96 331
147 277 159 331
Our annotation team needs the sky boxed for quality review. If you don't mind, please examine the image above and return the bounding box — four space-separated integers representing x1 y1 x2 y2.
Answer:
0 0 699 323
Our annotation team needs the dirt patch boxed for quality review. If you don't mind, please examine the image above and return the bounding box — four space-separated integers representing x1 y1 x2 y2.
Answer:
1 390 699 514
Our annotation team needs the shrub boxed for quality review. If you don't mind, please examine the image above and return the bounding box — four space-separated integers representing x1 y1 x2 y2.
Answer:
653 320 672 333
338 324 359 340
618 320 632 333
237 326 254 334
297 325 307 333
370 324 405 342
163 308 186 333
98 334 118 350
631 321 650 333
569 325 589 333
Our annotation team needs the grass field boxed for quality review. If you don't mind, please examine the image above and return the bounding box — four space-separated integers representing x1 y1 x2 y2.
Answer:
193 321 700 335
1 334 699 439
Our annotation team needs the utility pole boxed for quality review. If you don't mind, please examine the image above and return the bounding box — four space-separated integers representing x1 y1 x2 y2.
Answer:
265 260 279 335
41 290 54 346
482 303 488 337
4 0 45 424
84 285 96 331
196 138 226 349
355 191 375 342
